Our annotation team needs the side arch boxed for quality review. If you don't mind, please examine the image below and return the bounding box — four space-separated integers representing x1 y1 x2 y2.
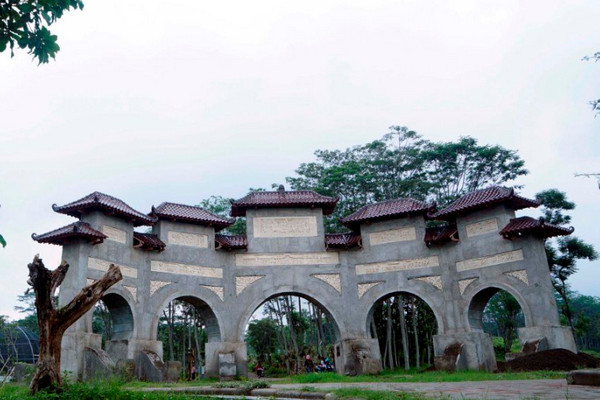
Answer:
236 286 343 343
148 285 224 342
94 286 137 340
464 281 533 332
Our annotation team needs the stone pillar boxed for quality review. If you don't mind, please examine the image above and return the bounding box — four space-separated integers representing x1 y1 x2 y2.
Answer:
61 331 103 380
433 332 497 372
334 338 382 375
518 326 577 353
204 342 247 378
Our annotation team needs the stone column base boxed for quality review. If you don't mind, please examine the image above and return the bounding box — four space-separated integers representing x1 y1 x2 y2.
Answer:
204 341 248 378
518 326 577 353
433 332 496 372
334 338 382 376
61 332 102 380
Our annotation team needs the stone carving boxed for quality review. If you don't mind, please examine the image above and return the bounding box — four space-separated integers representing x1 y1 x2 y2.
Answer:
236 252 339 267
465 218 499 238
357 282 383 299
253 216 318 238
505 270 529 285
312 274 341 293
456 249 523 272
412 275 443 290
167 231 208 248
102 225 127 243
150 261 222 278
236 275 264 295
356 256 439 275
458 278 477 295
88 257 137 278
124 286 137 302
150 280 172 295
369 227 416 246
201 285 224 301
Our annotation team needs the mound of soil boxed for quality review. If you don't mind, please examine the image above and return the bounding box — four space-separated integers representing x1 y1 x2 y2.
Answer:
497 349 600 372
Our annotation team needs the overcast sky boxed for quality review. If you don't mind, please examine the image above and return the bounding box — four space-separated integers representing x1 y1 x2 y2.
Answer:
0 0 598 319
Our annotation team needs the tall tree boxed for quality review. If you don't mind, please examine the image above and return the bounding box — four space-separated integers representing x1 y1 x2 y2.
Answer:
287 126 527 232
582 52 600 115
1 0 84 63
536 189 598 330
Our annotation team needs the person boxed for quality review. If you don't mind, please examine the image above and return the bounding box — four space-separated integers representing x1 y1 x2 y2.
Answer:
324 357 334 372
316 357 326 372
255 361 264 378
304 354 314 373
185 348 196 381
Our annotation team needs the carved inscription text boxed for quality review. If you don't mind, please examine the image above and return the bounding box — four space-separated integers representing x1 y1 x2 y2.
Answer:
236 252 339 267
151 261 222 278
356 256 439 275
253 216 318 238
369 227 416 245
102 225 127 244
456 249 524 272
168 231 208 248
465 218 498 238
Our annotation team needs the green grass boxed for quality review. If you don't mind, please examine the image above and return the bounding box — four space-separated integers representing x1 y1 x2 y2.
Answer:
0 381 223 400
284 369 565 384
332 388 448 400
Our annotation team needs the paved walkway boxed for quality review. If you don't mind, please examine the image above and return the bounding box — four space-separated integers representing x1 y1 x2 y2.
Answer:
272 379 600 399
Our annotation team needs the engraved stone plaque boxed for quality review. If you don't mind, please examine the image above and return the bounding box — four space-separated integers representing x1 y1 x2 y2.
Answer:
151 261 222 278
357 282 383 298
168 231 208 248
369 227 417 245
456 249 524 272
236 252 339 267
253 216 318 238
356 256 439 275
88 257 137 278
102 225 127 244
465 218 498 238
312 274 342 293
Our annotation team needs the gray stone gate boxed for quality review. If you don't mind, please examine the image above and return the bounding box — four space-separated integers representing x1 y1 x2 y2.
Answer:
32 186 576 379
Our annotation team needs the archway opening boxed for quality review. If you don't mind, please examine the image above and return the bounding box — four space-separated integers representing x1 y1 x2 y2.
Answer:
470 287 525 359
157 296 220 375
244 293 340 377
92 293 134 345
368 293 438 370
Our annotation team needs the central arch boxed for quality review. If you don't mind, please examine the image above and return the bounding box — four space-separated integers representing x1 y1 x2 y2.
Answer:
466 283 533 332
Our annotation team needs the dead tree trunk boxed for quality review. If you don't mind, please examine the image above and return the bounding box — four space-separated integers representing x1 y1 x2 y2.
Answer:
27 255 122 394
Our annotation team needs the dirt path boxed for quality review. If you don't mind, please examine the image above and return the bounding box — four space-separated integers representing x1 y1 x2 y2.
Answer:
272 379 600 399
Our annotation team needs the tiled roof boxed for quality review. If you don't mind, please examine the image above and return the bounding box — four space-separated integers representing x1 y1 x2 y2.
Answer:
424 224 459 247
32 222 107 246
215 234 248 251
500 216 574 239
52 191 155 226
341 198 434 229
133 232 166 252
150 202 233 231
432 186 539 220
231 186 338 217
325 233 362 250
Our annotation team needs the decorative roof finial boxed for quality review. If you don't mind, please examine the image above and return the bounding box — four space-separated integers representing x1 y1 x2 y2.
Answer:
277 184 285 192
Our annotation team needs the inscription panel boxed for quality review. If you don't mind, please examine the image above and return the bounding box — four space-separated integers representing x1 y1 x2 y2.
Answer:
356 256 439 275
151 261 222 278
168 231 208 248
102 225 127 244
88 257 137 278
369 227 416 246
253 216 318 238
456 249 524 272
466 218 498 238
236 252 339 267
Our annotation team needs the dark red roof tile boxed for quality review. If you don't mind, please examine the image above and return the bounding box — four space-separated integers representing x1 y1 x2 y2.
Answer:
133 232 166 251
215 234 248 251
432 186 539 220
231 186 338 217
325 232 362 249
52 191 155 226
424 224 459 247
151 202 233 231
32 222 107 246
341 198 434 229
500 216 574 239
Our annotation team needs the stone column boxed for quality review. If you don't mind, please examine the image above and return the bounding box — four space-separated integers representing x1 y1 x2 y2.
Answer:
433 332 497 372
204 342 248 378
334 338 382 375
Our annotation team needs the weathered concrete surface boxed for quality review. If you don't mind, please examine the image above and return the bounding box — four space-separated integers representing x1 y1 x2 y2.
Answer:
334 338 381 375
568 369 600 386
82 347 115 381
135 350 164 382
52 195 573 378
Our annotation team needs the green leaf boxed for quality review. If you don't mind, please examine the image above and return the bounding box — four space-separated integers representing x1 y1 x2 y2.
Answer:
0 234 6 248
